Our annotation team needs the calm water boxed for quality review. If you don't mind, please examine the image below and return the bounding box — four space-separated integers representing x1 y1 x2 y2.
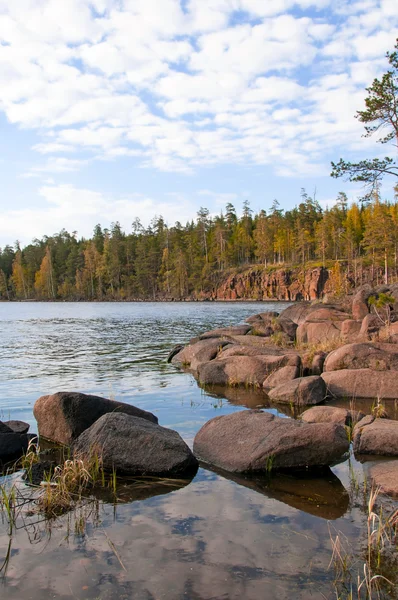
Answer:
0 302 378 599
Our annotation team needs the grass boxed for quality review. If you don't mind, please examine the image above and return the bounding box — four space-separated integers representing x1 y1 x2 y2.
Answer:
296 337 343 364
329 485 398 599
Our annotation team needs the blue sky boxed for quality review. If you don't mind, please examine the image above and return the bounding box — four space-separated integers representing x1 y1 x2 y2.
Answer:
0 0 397 245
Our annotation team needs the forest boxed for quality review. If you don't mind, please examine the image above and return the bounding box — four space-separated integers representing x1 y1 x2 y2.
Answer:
1 187 398 301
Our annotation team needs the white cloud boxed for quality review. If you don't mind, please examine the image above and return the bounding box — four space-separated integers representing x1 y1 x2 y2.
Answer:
0 184 199 244
0 0 396 182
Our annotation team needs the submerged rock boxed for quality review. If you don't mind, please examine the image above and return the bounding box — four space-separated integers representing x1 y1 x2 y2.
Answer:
268 376 326 405
34 391 158 445
366 460 398 497
74 413 198 476
193 410 349 473
353 416 398 457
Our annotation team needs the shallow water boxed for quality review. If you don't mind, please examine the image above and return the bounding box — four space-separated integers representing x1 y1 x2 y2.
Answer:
0 302 393 599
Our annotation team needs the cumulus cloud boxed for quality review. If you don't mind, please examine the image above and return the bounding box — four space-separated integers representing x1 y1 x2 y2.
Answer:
0 0 397 180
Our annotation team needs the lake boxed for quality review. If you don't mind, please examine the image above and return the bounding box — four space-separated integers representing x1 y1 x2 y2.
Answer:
0 302 382 599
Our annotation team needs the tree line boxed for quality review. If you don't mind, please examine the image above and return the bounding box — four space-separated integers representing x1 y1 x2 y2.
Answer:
1 189 398 301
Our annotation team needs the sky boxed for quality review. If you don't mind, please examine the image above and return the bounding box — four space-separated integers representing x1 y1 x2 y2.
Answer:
0 0 397 246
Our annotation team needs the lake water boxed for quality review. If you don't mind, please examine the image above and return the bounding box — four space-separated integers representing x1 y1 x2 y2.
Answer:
0 302 385 599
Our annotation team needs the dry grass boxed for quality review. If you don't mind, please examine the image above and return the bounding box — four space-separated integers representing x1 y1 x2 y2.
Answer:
329 486 398 599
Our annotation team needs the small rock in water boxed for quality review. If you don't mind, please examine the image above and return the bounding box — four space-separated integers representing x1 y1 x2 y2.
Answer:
74 412 198 476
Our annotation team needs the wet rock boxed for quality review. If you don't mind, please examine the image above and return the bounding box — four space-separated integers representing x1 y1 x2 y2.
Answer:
199 325 251 339
352 285 372 320
366 460 398 496
324 342 398 372
74 413 198 476
193 410 349 472
268 376 326 405
171 338 230 367
198 354 300 387
3 420 30 434
301 406 365 426
322 369 398 400
263 365 299 390
166 344 184 363
353 417 398 457
34 391 158 445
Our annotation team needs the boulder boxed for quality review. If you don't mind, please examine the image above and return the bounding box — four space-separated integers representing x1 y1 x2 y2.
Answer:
199 325 251 339
74 413 198 476
353 417 398 456
296 320 342 345
268 376 326 405
366 460 398 497
277 316 298 340
359 314 381 339
249 323 274 337
322 369 398 400
263 365 299 390
193 410 349 472
197 354 300 387
301 406 365 426
303 307 350 323
0 422 13 434
301 351 327 376
341 319 362 341
246 311 279 324
166 344 184 363
0 431 30 459
277 303 312 325
219 344 284 358
34 391 158 445
324 342 398 372
171 338 230 367
3 420 30 434
351 285 372 320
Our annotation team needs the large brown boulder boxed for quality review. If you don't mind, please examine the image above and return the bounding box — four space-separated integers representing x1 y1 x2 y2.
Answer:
296 320 342 345
359 314 381 339
74 413 198 476
324 342 398 372
34 391 158 445
268 376 326 405
301 405 364 426
263 365 299 390
197 354 300 387
171 338 230 368
322 369 398 400
352 286 372 320
353 416 398 456
193 410 349 472
341 319 362 341
277 316 298 340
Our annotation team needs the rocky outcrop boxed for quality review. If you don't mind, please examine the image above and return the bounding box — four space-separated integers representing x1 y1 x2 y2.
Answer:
322 369 398 400
193 410 349 472
74 413 198 476
34 391 158 445
207 267 329 301
353 416 398 457
268 376 326 405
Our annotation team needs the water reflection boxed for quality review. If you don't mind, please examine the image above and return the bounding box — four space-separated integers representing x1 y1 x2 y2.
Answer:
204 466 350 520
